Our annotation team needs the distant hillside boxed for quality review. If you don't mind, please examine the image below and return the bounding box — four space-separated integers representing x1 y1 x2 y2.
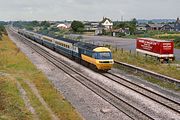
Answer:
137 19 176 24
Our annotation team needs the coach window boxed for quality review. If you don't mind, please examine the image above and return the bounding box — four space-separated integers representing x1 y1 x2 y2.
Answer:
92 53 97 59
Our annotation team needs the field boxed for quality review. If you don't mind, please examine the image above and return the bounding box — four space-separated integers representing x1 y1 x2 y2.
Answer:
154 33 180 39
0 35 82 120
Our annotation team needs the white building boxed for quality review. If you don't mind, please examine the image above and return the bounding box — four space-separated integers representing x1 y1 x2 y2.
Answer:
57 24 68 29
57 23 71 29
100 17 113 30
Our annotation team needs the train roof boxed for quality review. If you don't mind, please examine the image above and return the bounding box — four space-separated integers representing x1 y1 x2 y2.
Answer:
39 32 79 44
55 36 79 44
93 47 111 52
75 42 99 50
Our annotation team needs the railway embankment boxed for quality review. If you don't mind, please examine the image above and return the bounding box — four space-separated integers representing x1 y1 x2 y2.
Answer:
0 34 82 120
112 48 180 80
112 48 180 91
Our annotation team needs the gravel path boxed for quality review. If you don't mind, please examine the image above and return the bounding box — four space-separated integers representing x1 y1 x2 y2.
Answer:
24 80 59 120
7 29 131 120
16 79 39 120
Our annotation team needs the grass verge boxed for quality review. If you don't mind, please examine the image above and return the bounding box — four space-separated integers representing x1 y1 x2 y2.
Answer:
112 48 180 91
0 76 33 120
0 34 82 120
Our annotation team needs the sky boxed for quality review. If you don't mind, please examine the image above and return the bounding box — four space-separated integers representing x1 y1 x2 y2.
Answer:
0 0 179 21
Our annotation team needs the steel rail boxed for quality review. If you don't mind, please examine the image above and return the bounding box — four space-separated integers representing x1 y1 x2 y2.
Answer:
8 28 155 120
114 61 180 86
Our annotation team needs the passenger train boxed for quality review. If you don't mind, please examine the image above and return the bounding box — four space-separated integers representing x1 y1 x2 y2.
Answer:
18 29 114 71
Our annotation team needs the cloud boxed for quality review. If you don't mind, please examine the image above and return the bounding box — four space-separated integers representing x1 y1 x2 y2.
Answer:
0 0 179 21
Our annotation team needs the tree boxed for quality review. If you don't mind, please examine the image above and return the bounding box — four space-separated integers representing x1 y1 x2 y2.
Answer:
113 22 126 29
32 20 39 26
71 21 84 32
26 25 34 31
129 18 137 35
174 37 180 48
40 21 50 28
132 18 138 25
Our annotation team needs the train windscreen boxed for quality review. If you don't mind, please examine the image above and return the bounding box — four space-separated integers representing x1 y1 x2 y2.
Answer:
93 52 112 59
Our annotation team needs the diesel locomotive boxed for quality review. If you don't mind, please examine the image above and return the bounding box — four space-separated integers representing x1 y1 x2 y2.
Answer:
18 29 114 71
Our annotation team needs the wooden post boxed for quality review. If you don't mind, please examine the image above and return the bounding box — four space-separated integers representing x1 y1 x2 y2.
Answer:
145 54 147 61
115 45 117 51
121 48 123 53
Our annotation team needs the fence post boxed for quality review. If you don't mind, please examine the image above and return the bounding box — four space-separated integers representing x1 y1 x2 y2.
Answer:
121 48 123 53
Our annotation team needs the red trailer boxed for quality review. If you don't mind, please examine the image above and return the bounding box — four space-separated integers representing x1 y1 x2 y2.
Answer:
136 38 174 61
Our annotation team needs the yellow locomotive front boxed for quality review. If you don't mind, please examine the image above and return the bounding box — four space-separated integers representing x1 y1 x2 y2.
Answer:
81 47 114 71
92 47 114 70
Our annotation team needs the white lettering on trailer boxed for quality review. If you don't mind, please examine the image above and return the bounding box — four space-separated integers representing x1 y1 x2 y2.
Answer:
163 43 172 50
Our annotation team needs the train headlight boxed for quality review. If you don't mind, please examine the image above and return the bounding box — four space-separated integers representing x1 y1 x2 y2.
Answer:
99 61 104 63
99 61 114 63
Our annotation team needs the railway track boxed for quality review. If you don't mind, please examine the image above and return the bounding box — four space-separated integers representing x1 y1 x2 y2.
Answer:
9 28 154 120
8 28 180 120
114 61 180 86
102 72 180 114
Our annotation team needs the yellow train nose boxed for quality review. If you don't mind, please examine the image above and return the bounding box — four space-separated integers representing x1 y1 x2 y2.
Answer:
96 60 114 70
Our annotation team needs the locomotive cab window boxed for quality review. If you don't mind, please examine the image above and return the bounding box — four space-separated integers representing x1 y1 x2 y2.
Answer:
94 52 112 59
92 53 98 59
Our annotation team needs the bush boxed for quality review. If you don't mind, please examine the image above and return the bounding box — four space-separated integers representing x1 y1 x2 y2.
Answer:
118 32 126 37
0 25 6 40
174 37 180 48
135 31 145 35
83 30 95 32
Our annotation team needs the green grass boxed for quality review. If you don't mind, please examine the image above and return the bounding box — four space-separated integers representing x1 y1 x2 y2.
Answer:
0 35 82 120
0 76 33 120
16 77 52 120
112 48 180 90
115 65 179 91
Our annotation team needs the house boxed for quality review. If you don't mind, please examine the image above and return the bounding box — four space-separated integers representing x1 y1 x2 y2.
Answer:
161 24 174 31
136 24 147 31
146 24 164 30
84 23 91 31
174 17 180 31
84 22 100 31
112 28 130 37
95 27 104 35
100 17 113 30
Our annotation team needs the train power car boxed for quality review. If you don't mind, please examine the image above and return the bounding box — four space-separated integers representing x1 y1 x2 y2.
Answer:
17 29 114 71
136 38 174 62
75 42 114 71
